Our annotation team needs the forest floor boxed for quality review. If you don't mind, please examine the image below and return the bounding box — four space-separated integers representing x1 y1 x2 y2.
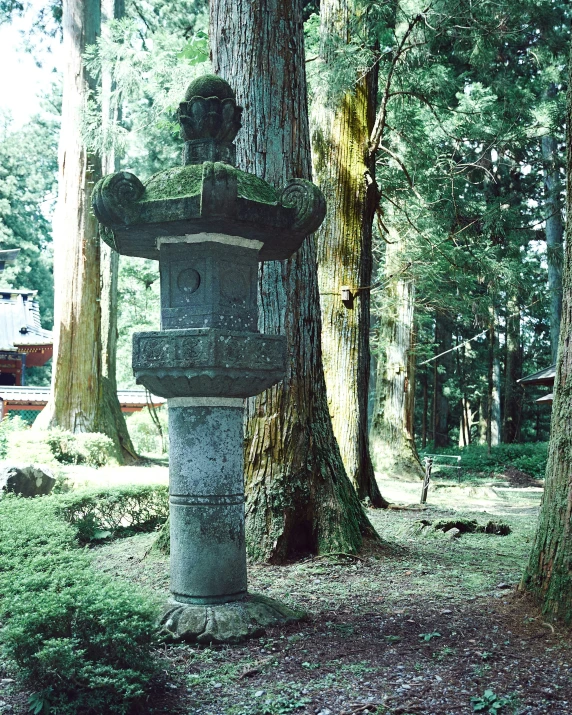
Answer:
2 470 571 715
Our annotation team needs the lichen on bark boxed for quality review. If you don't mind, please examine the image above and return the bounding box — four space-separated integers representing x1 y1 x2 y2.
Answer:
210 0 379 562
520 45 572 623
311 0 387 507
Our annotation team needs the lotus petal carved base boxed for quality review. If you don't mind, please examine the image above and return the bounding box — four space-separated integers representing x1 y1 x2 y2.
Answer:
159 593 305 644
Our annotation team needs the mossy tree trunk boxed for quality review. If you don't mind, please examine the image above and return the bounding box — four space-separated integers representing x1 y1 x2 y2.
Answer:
370 233 423 480
35 0 130 463
311 0 386 506
521 54 572 622
210 0 379 562
541 90 564 364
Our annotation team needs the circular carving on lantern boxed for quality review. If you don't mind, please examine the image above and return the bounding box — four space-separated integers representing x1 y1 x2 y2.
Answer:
177 268 201 294
220 270 248 304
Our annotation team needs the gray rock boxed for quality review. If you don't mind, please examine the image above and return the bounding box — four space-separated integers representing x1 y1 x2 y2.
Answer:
0 464 55 497
444 527 461 539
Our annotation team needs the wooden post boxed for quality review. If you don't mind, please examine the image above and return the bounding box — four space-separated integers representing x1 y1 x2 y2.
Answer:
421 457 432 504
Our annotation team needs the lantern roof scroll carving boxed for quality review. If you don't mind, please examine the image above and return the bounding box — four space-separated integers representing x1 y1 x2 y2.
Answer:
92 74 326 262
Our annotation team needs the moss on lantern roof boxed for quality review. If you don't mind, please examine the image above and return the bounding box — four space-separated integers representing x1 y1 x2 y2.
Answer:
140 164 278 205
184 74 236 102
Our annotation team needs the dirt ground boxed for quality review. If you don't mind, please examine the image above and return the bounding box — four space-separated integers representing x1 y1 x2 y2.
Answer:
2 473 571 715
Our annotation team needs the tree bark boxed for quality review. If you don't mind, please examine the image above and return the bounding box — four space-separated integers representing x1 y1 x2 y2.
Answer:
541 113 564 363
35 0 104 435
421 368 428 449
210 0 381 563
503 294 522 443
487 312 501 450
478 398 487 445
433 313 452 448
521 56 572 620
35 0 132 463
370 234 423 480
311 0 383 505
100 0 137 461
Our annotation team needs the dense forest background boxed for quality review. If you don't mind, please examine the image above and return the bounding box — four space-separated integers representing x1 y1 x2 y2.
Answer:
0 0 567 454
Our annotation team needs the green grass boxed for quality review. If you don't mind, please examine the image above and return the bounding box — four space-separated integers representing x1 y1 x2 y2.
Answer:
420 442 548 480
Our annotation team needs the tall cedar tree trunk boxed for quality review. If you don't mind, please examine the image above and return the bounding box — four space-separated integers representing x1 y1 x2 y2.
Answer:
433 313 452 448
35 0 130 461
210 0 379 562
370 235 422 479
503 295 522 443
311 0 384 505
486 311 501 449
35 0 104 435
521 52 572 621
541 103 564 363
100 0 137 460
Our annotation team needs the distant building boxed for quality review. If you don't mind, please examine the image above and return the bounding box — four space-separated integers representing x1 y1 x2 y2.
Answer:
0 249 53 386
0 288 53 385
0 249 164 422
0 386 165 423
518 364 556 406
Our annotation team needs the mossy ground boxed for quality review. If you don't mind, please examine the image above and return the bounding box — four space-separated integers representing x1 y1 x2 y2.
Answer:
2 472 571 714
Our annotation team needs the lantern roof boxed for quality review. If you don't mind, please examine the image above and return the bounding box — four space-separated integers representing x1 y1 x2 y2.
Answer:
93 74 325 262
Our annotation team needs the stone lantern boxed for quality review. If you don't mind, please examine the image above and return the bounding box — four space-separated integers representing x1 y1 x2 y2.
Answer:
92 74 326 642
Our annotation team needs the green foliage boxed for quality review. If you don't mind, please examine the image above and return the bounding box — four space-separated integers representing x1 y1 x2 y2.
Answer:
0 414 28 459
7 428 115 468
46 429 115 467
7 428 55 465
229 691 312 715
0 495 159 714
471 689 509 713
54 484 169 542
116 257 160 388
419 632 441 642
126 405 168 454
425 443 548 479
0 100 59 328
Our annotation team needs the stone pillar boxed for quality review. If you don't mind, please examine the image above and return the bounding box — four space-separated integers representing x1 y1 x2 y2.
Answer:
92 72 326 643
168 397 246 605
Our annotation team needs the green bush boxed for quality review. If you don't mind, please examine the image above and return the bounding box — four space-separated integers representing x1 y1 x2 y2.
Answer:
55 484 169 542
0 495 159 714
45 428 116 467
127 406 168 456
0 415 29 459
7 428 56 464
7 428 115 467
421 442 548 479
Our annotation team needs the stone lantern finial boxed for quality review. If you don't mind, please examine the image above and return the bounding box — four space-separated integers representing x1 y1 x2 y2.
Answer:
178 74 243 166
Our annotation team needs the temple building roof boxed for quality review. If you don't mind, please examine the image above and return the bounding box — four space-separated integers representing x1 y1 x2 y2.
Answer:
518 364 556 387
0 289 52 353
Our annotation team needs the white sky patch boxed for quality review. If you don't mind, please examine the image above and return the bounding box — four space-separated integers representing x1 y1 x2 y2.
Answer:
0 4 62 128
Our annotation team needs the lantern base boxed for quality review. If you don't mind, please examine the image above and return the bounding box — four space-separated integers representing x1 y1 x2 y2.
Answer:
158 593 305 644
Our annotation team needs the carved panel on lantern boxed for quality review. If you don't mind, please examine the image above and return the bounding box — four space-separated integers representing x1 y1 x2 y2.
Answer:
160 240 258 331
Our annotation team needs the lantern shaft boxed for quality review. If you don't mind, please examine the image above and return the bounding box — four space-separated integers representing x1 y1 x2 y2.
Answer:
168 398 246 604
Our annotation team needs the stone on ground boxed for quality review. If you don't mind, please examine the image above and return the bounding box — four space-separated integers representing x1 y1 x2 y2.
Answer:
0 464 56 497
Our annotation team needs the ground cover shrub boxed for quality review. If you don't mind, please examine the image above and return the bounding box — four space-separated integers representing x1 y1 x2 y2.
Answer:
0 415 28 459
420 442 548 480
0 495 159 714
7 427 115 467
427 518 511 536
55 484 169 542
127 406 168 456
